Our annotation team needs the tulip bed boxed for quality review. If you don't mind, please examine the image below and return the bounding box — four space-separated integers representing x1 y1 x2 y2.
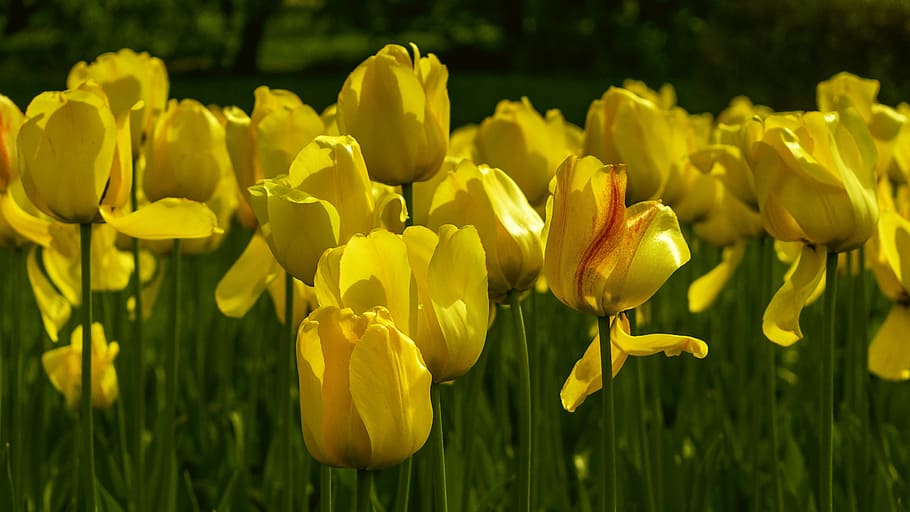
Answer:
0 46 909 512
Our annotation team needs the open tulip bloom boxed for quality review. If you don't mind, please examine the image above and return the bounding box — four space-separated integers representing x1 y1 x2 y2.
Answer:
544 156 708 408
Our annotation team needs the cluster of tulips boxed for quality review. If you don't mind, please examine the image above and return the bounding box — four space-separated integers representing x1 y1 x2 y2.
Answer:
0 42 908 511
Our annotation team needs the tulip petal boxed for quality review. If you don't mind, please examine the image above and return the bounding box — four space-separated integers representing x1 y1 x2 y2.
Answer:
427 225 489 381
877 209 910 292
868 304 910 381
295 311 335 466
688 242 746 313
763 243 827 346
215 232 282 318
610 312 708 359
100 198 220 240
27 248 71 342
1 185 54 247
349 315 432 469
560 325 628 413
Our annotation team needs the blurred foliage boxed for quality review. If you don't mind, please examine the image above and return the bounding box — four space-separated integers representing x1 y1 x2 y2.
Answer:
0 0 909 113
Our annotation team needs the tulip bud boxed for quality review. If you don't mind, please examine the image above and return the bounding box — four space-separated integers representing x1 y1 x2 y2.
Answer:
474 97 573 208
297 306 432 469
18 82 132 224
68 48 169 153
753 109 878 253
338 43 450 185
144 99 229 203
426 159 543 301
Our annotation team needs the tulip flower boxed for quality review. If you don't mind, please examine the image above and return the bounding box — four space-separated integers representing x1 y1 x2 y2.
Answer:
425 159 543 301
817 72 879 122
583 86 675 203
249 135 381 285
473 97 574 208
867 204 910 380
67 48 169 153
297 305 432 469
224 87 324 227
314 225 489 382
144 98 229 203
42 323 120 409
337 43 449 185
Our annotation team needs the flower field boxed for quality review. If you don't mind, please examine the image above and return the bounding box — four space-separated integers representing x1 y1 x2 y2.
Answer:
0 45 908 512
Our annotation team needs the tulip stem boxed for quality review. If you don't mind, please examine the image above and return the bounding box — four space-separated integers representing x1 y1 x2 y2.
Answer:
162 239 182 507
630 311 656 512
430 384 448 512
80 223 96 511
279 272 294 512
820 250 838 512
763 238 783 512
402 182 414 227
357 469 373 512
597 314 616 512
130 161 145 512
393 456 412 511
508 290 532 512
320 465 332 512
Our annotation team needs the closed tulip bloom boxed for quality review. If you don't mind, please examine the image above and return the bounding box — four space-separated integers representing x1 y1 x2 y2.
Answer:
474 97 573 208
583 86 674 202
67 48 169 152
225 89 325 227
315 225 489 382
42 322 120 409
338 43 449 185
816 72 879 122
426 159 543 301
18 81 132 224
144 99 228 203
753 109 878 253
0 94 24 191
544 156 691 317
250 135 376 285
297 305 432 469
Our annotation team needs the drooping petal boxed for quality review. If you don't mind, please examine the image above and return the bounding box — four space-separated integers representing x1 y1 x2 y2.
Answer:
868 303 910 381
27 247 71 342
100 198 220 240
688 242 746 313
762 243 827 346
349 309 432 469
560 321 628 413
215 232 282 318
610 312 708 359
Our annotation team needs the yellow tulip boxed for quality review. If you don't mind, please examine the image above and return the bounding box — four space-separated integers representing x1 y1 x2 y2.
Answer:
0 93 24 191
42 323 120 409
67 48 169 153
250 135 377 285
224 87 325 228
753 109 878 253
544 156 690 317
314 225 489 382
473 97 573 208
716 96 772 125
297 305 432 469
561 312 707 412
425 159 543 301
583 86 674 202
144 98 228 203
18 81 132 224
337 43 449 185
623 79 677 111
816 72 879 123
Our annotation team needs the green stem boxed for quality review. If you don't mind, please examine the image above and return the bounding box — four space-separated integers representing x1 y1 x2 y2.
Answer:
320 465 332 512
855 248 869 512
402 182 414 228
80 223 96 511
279 272 294 512
131 232 145 512
508 291 531 512
10 248 24 510
430 384 448 512
631 310 656 512
820 250 838 512
357 469 373 512
394 456 412 512
162 239 182 506
763 238 783 512
598 314 616 512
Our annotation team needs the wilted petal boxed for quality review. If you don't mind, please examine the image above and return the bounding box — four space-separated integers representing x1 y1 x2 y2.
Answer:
100 198 220 240
763 243 827 346
560 322 628 413
868 304 910 381
688 242 746 313
215 232 282 318
610 312 708 359
27 248 71 342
